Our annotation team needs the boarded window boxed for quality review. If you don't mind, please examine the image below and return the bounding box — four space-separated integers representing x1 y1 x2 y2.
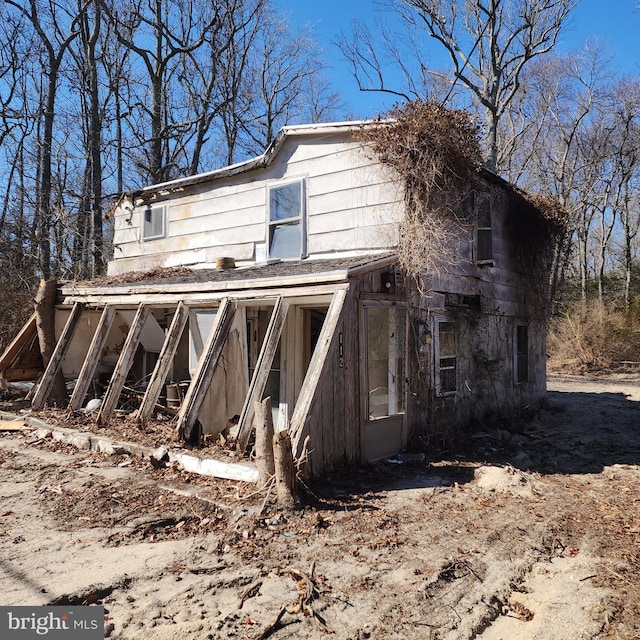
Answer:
143 204 166 240
436 320 456 395
365 306 406 419
475 192 493 263
515 324 529 384
268 180 305 259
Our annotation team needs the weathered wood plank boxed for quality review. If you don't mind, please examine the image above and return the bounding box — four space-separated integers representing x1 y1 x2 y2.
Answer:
31 302 85 410
289 287 348 457
97 304 151 424
237 297 289 453
332 322 346 468
60 280 348 302
344 290 360 464
138 301 190 421
176 298 236 441
0 314 37 372
3 368 42 382
69 306 116 411
321 348 336 473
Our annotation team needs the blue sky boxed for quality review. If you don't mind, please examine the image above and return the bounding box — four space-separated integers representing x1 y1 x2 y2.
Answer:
275 0 640 119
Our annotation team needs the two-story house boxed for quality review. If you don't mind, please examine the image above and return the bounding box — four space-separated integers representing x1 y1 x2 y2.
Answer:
0 120 550 476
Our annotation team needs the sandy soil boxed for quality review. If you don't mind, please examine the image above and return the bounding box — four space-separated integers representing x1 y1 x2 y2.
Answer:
1 373 639 639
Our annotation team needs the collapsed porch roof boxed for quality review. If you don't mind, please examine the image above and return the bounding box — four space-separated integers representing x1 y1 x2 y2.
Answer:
59 254 397 305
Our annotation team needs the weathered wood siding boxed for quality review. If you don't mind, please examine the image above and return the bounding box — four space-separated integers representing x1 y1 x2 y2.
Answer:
407 179 548 446
109 133 403 275
296 286 361 476
297 265 407 475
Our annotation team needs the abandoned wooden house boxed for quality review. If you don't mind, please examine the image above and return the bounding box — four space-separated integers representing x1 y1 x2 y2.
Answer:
0 119 552 476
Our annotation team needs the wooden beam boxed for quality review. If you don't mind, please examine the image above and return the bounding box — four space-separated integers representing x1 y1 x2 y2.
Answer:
0 313 37 372
97 304 151 424
32 302 85 410
289 288 348 456
237 297 289 453
176 298 236 441
69 306 116 411
3 368 42 382
138 301 190 421
60 283 347 307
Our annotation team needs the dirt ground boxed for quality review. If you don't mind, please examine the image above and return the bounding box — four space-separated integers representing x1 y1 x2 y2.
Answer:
1 372 639 639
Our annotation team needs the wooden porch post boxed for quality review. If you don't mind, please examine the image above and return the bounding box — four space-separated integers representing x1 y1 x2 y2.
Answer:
289 287 348 456
237 296 289 453
32 302 85 410
175 298 236 442
96 304 151 424
69 305 116 411
137 301 190 421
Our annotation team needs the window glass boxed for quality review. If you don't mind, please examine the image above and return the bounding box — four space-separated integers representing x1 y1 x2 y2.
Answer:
437 320 457 394
270 182 301 222
268 180 304 259
269 223 302 260
366 306 406 419
189 309 217 373
475 192 493 262
143 205 165 239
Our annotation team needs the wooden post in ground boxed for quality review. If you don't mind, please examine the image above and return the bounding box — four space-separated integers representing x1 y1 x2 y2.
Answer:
254 396 275 486
273 429 298 507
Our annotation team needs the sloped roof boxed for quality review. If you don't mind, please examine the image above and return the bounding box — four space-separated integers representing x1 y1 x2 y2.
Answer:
129 120 389 202
60 254 397 298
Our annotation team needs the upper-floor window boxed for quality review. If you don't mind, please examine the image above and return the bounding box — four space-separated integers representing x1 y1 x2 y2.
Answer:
475 192 493 263
268 179 305 259
435 319 457 395
142 204 166 240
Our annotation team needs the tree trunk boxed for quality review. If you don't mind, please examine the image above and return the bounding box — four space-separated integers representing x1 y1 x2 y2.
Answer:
254 396 275 486
34 279 67 405
273 429 298 507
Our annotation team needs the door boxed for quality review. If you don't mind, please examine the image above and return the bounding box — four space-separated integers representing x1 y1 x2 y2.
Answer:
362 304 407 461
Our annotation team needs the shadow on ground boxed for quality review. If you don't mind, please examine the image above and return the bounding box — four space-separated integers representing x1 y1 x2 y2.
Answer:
312 385 640 499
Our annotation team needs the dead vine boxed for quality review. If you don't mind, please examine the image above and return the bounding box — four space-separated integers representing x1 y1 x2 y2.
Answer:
357 101 482 284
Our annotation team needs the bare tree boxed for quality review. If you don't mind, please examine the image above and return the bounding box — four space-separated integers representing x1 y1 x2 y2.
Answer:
238 9 343 157
341 0 576 172
101 0 219 184
181 0 267 172
499 46 614 307
66 0 105 278
5 0 89 278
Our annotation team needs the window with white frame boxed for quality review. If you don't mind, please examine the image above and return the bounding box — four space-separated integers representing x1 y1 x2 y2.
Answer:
365 305 407 419
435 320 457 395
142 204 166 240
515 324 529 384
475 192 493 263
268 180 305 259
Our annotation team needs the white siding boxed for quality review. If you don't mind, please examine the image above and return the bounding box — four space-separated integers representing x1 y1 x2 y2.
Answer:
108 132 404 275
